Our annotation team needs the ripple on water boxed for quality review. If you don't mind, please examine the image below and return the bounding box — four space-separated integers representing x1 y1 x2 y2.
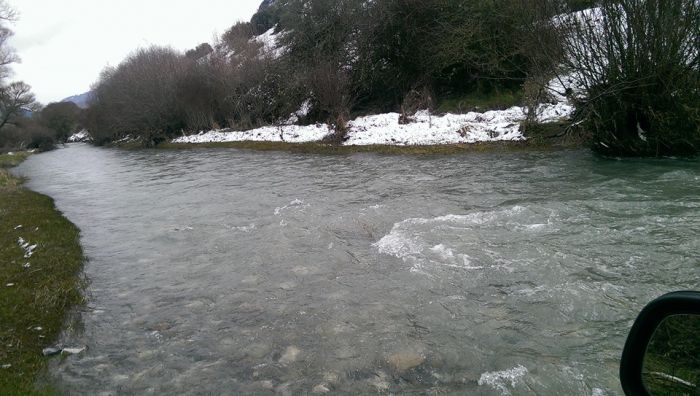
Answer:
15 145 699 395
373 205 558 273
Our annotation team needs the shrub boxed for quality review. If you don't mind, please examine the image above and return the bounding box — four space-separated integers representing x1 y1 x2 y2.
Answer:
563 0 700 156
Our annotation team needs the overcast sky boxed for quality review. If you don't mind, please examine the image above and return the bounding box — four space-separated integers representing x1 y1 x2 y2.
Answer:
8 0 261 104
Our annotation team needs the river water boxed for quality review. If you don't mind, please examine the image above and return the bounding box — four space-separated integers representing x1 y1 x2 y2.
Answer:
15 144 700 395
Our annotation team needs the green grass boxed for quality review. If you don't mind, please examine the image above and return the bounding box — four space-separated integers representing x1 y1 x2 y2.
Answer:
0 153 85 395
436 90 523 113
0 152 31 169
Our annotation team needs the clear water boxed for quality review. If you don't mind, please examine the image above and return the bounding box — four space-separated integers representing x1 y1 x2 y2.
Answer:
15 144 700 395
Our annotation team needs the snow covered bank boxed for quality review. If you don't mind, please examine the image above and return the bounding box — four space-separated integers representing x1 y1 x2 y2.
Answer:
173 124 332 144
67 130 92 143
172 102 573 147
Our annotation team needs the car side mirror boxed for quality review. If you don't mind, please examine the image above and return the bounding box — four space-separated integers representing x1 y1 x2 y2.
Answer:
620 291 700 396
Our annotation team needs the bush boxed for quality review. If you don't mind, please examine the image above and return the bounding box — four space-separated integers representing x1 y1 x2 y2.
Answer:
563 0 700 156
86 47 188 145
39 102 82 143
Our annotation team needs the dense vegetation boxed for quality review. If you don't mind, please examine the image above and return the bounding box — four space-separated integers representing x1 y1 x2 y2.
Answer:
3 0 698 157
85 0 595 146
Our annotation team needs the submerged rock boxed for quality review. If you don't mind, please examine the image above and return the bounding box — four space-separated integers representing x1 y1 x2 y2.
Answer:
323 371 340 384
62 346 87 355
243 343 271 359
278 346 301 364
259 380 275 390
387 352 426 372
312 384 330 394
368 371 391 392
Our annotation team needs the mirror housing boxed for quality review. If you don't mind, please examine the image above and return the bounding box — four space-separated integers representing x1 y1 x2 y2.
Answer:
620 291 700 396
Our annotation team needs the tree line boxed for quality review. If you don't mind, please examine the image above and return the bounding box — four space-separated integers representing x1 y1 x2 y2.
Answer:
86 0 586 145
3 0 698 157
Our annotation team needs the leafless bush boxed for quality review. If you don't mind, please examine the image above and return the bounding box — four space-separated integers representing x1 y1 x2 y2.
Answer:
561 0 700 156
309 61 355 135
399 86 434 124
88 47 188 145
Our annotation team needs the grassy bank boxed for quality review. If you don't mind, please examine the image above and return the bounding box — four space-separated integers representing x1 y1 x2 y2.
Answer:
158 137 583 155
0 153 85 395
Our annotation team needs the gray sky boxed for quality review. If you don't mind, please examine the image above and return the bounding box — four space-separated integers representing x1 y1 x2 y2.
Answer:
9 0 261 104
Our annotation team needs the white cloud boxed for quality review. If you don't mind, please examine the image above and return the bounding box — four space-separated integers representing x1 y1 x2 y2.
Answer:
8 0 261 104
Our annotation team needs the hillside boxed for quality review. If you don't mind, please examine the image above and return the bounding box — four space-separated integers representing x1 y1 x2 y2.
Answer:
61 91 93 109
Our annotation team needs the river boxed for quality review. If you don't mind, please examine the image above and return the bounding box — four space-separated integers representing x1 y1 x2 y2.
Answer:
15 144 700 395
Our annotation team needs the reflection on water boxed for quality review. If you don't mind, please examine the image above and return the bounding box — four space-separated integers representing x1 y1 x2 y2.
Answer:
16 145 700 395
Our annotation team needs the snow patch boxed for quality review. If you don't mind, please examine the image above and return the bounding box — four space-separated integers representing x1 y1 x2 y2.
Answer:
67 129 92 143
17 237 37 258
254 27 288 59
478 365 529 396
285 99 313 125
173 124 332 144
173 102 571 146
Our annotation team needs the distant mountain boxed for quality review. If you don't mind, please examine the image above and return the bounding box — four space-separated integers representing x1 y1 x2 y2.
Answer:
61 91 94 109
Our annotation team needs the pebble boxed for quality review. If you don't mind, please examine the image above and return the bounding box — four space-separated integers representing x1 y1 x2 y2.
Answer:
368 371 390 392
42 347 61 356
323 371 340 384
312 384 330 394
62 346 86 355
259 380 274 390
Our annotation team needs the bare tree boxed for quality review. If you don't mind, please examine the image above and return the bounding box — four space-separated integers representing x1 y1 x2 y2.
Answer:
0 81 36 130
560 0 700 155
0 1 17 82
308 60 355 136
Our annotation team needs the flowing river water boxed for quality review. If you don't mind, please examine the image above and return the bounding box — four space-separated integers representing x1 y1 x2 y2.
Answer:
15 144 700 395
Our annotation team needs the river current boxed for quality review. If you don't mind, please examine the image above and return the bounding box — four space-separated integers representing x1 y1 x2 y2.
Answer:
15 144 700 395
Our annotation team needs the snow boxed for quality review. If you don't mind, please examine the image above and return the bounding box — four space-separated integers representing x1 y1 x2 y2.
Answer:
253 27 288 59
285 99 313 125
173 124 332 144
173 102 572 147
67 129 92 143
17 237 37 259
345 108 529 146
536 102 575 123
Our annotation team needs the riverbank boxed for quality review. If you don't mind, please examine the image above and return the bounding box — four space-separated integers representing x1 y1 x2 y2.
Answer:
0 153 85 395
171 104 575 148
158 119 584 154
159 138 579 155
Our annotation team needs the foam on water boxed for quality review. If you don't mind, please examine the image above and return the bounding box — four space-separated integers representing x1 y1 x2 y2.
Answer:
274 199 309 216
374 206 550 272
478 364 529 396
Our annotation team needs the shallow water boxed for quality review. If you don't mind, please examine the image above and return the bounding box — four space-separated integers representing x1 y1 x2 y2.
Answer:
15 144 700 395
